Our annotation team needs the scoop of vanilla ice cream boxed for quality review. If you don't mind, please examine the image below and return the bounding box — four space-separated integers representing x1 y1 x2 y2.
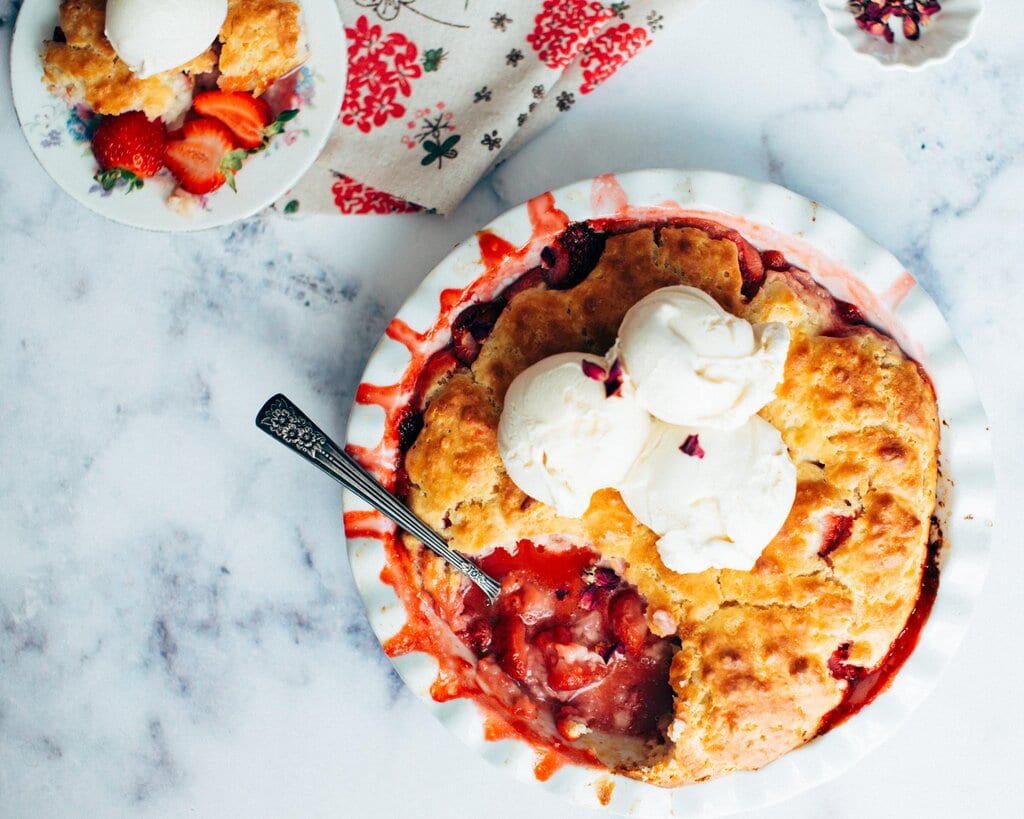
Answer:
105 0 227 79
615 285 789 430
617 417 796 574
498 352 651 518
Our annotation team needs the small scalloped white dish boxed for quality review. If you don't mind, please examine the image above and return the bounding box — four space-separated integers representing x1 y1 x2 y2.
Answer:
9 0 346 231
343 170 994 817
818 0 982 69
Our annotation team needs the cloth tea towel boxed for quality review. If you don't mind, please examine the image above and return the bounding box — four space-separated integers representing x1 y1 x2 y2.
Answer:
282 0 703 215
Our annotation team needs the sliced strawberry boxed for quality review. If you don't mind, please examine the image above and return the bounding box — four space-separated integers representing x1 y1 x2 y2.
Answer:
192 91 273 150
760 249 790 271
609 590 649 659
499 266 546 302
450 301 502 366
413 348 459 404
492 616 529 682
91 111 166 192
164 118 247 195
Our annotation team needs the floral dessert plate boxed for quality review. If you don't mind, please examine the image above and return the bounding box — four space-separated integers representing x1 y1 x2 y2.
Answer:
342 169 994 817
9 0 346 231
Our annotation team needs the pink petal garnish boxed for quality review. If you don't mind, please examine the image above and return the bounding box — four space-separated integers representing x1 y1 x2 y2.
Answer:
581 359 606 381
604 358 624 398
680 434 705 458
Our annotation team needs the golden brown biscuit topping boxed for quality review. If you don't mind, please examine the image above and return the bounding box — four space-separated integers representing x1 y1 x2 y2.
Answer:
217 0 306 96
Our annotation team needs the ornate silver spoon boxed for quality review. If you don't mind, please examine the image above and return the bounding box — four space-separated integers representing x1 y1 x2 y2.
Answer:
255 394 501 604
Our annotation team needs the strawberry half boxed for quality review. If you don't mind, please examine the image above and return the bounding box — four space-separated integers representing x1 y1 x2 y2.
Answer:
91 111 166 192
164 118 247 195
192 91 274 150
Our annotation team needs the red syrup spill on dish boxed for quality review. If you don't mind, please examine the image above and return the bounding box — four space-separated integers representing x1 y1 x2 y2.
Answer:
346 209 943 776
816 536 942 735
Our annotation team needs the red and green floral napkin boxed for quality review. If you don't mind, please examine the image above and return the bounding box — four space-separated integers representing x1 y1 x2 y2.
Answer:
282 0 702 216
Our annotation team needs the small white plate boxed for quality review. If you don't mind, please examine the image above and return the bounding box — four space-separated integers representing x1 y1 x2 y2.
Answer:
9 0 346 231
818 0 983 70
343 169 995 817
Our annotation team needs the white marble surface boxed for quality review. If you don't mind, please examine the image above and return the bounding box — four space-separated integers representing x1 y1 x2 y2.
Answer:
1 1 1022 816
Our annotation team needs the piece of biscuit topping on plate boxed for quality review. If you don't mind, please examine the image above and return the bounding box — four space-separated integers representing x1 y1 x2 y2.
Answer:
217 0 307 96
41 0 215 121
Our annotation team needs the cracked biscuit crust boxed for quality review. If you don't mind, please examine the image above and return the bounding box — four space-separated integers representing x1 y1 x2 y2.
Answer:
217 0 307 95
403 225 939 786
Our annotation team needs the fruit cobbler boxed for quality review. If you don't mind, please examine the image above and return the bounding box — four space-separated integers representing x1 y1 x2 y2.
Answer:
377 217 940 786
39 0 305 196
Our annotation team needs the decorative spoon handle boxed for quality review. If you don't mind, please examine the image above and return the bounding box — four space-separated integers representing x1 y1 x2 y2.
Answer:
255 394 501 604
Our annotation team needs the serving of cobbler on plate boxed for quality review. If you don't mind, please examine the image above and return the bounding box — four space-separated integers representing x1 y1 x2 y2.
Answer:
10 0 344 229
350 184 942 791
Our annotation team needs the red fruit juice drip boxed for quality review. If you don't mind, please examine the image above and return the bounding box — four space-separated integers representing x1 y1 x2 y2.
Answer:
817 538 942 735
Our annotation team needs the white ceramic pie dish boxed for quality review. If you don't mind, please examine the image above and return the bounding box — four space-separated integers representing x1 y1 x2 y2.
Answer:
343 169 994 817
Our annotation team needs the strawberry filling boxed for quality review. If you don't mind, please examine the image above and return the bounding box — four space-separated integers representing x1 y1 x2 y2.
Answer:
452 540 675 742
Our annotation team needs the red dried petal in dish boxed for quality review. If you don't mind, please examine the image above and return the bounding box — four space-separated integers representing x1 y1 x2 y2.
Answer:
903 13 921 39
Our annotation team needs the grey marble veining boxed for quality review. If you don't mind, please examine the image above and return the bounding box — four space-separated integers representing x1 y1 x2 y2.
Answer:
2 1 1023 817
